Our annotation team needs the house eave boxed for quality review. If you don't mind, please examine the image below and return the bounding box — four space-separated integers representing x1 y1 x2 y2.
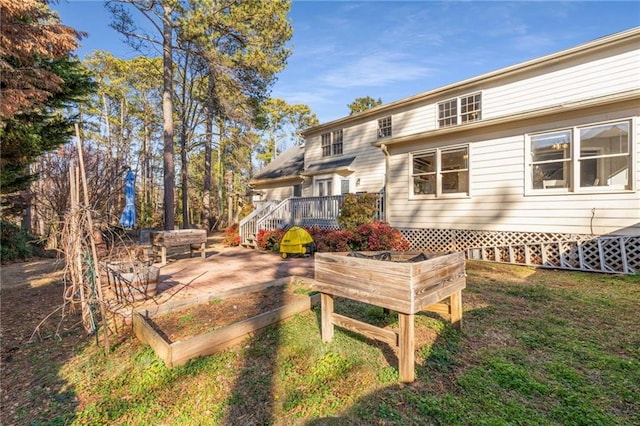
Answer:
301 166 354 177
372 89 640 148
249 175 303 187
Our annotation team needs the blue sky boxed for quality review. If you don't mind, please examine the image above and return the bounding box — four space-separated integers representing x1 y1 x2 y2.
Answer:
54 1 640 124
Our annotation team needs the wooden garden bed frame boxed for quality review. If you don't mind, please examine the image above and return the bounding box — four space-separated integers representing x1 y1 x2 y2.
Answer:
132 277 319 367
314 251 466 383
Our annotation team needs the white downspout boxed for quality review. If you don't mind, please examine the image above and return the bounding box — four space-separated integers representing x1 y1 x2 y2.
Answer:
381 143 390 224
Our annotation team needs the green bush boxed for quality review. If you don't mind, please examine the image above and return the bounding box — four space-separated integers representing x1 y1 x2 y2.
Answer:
0 220 42 261
337 193 379 230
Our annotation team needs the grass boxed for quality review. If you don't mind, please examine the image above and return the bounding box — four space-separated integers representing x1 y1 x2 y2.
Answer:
36 262 640 424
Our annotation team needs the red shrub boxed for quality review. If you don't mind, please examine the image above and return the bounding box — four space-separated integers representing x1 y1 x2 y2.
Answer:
222 224 240 247
354 221 410 251
256 228 286 252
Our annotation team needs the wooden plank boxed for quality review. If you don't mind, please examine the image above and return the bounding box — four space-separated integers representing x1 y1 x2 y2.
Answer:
313 281 411 313
132 312 172 364
422 302 450 316
331 312 398 347
315 262 414 290
314 270 412 300
321 293 334 342
169 293 320 366
137 277 296 318
398 313 415 383
417 277 466 312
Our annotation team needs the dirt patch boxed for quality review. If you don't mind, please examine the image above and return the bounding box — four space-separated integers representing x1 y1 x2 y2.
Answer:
0 257 65 289
148 282 315 343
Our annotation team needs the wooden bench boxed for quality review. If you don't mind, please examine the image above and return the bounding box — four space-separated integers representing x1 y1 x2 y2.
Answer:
150 230 207 265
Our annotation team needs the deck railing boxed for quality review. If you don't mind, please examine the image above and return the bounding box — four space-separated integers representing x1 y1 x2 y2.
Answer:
239 200 280 245
240 192 385 246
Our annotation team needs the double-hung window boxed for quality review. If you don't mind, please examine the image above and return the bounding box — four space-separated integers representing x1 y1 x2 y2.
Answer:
321 133 331 157
378 116 392 139
411 145 469 198
332 130 343 155
321 130 344 157
438 93 482 128
528 120 633 193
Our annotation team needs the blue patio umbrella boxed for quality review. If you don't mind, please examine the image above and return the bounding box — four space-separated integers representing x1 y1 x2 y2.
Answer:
119 170 136 228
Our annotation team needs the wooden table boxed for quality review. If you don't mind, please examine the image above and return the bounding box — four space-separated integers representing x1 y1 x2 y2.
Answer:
150 230 207 265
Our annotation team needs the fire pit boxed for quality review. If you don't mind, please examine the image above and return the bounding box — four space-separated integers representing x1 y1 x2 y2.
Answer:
314 251 466 382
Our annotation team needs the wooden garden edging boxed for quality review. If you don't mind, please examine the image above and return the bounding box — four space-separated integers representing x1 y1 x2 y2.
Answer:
132 277 320 367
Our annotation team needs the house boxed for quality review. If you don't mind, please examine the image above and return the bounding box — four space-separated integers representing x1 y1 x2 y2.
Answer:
250 144 305 203
246 27 640 273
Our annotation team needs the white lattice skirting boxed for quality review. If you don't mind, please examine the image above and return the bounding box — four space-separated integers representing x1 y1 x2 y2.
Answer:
400 228 639 275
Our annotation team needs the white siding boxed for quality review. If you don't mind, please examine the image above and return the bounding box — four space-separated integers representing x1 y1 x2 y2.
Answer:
253 182 298 202
386 107 640 236
485 46 640 119
305 120 385 194
358 35 640 140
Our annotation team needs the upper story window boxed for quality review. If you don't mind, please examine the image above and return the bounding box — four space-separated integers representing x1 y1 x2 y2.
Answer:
438 92 482 128
321 130 344 157
438 99 457 127
461 93 482 123
332 130 343 155
321 133 331 157
527 120 633 193
378 116 392 139
410 145 469 198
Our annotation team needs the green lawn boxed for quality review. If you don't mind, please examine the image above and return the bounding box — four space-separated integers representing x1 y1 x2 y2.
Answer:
47 262 640 425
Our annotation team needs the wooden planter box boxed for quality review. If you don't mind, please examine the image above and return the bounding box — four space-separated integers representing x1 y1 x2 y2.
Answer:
133 277 319 367
314 251 466 382
150 229 207 265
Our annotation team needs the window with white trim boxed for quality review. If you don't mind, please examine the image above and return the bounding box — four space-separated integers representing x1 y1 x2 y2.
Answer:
332 130 343 155
438 93 482 128
321 133 331 157
528 120 632 193
378 116 392 139
321 130 344 157
316 178 332 196
340 179 350 195
411 145 469 197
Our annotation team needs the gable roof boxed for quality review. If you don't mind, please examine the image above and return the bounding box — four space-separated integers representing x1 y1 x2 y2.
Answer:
250 144 305 185
303 156 356 176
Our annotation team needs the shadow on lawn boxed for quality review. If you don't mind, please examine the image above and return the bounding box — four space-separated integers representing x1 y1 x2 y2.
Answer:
0 280 86 425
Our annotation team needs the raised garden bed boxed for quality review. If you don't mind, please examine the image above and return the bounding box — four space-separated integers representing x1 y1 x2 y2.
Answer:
133 277 319 366
314 251 466 382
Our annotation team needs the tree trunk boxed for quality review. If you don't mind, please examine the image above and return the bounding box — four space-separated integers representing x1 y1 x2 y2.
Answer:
202 74 214 231
162 3 175 230
181 133 189 229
